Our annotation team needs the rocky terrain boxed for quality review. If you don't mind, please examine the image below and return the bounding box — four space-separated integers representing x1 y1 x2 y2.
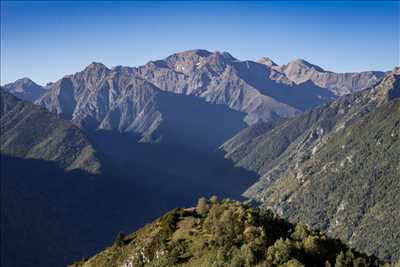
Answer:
4 50 384 144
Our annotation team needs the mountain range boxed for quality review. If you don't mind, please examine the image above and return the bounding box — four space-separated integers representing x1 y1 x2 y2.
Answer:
4 50 385 139
1 49 397 266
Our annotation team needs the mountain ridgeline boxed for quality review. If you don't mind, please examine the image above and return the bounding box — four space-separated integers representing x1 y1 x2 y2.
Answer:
4 50 384 146
32 50 382 138
222 68 400 261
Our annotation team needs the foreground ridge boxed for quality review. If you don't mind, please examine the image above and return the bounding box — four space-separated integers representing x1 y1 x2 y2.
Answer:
71 197 390 267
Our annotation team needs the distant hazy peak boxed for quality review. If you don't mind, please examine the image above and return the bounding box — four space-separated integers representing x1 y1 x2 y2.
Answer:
4 77 40 87
258 57 278 67
2 77 47 102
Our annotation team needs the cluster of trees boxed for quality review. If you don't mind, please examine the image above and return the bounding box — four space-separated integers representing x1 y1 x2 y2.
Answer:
193 197 385 267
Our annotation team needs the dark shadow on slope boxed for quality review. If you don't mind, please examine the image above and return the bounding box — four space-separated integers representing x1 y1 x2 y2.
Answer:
152 91 249 150
233 60 336 111
89 91 257 204
91 130 257 202
1 155 191 267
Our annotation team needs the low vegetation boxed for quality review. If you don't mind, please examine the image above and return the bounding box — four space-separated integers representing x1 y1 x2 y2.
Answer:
71 197 397 267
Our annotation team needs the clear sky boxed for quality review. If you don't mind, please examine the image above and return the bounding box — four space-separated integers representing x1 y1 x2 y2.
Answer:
1 1 399 85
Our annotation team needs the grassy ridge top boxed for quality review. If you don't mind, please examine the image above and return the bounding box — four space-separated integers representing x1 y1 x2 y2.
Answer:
72 197 393 267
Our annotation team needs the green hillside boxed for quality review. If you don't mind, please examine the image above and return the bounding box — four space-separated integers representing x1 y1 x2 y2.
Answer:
0 89 101 173
222 69 400 261
71 197 392 267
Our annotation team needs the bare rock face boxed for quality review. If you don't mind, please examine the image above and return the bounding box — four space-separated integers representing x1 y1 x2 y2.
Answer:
24 49 383 143
37 50 336 142
133 50 303 125
3 77 47 102
38 63 163 141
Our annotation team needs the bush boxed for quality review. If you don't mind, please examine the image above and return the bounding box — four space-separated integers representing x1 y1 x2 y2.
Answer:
113 232 125 247
196 197 210 216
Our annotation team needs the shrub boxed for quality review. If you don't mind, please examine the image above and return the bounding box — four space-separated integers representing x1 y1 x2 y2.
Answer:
196 197 210 216
113 232 125 247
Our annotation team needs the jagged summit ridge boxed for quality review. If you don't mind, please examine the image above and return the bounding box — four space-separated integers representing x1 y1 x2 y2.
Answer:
37 50 315 141
6 49 387 143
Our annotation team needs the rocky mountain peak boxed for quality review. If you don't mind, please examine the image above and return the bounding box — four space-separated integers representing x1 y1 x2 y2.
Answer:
86 61 108 69
83 62 110 74
286 58 325 72
178 49 212 57
218 51 236 61
258 57 278 67
162 49 237 74
163 49 212 73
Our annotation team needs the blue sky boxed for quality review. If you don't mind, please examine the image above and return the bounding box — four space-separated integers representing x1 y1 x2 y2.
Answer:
1 1 399 85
